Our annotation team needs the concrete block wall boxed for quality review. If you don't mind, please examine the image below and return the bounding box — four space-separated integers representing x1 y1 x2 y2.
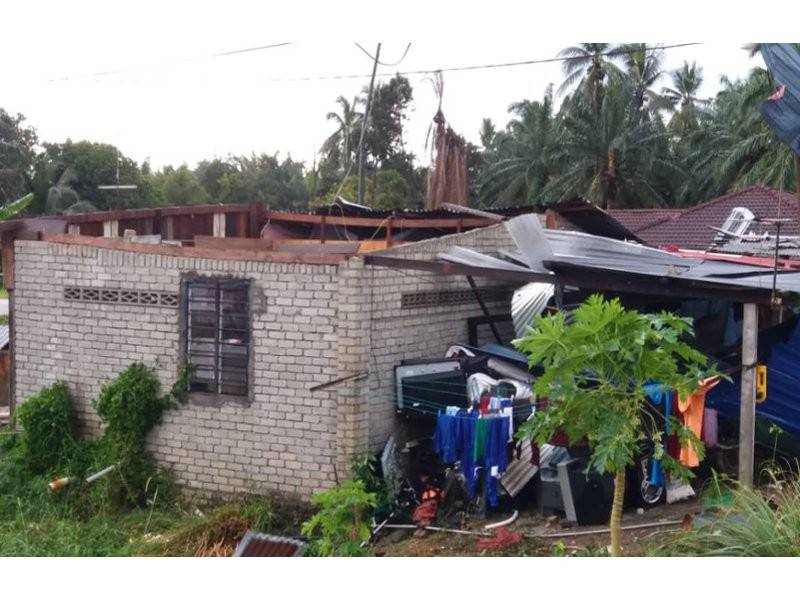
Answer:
13 240 341 499
344 223 519 450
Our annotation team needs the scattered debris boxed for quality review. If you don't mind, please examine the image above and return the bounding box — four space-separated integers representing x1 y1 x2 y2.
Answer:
477 527 523 551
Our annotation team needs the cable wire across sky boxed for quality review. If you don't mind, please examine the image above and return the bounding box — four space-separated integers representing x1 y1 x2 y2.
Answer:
49 42 701 84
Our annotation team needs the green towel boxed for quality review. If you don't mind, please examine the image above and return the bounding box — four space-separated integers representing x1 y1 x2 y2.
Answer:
473 418 491 462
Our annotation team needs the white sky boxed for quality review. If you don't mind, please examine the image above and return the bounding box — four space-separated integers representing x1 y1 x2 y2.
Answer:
0 3 773 172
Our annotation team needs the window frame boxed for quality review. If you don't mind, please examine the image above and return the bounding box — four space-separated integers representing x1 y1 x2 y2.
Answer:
181 275 252 405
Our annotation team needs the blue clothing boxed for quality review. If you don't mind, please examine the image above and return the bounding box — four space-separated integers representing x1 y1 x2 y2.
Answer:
432 414 459 463
643 383 671 488
484 417 510 507
457 412 479 498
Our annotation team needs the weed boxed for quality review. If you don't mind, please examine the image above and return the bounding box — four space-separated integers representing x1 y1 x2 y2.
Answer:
301 480 377 556
14 382 74 473
651 469 800 556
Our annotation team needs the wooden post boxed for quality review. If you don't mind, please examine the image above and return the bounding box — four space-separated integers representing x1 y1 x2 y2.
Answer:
212 212 226 238
67 224 80 235
164 216 175 240
386 216 393 248
102 219 119 237
738 303 758 487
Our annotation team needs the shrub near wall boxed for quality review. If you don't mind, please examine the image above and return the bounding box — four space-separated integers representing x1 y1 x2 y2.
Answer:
15 382 75 473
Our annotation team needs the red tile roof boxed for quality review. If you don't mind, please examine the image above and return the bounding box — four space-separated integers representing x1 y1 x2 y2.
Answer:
606 208 683 234
609 186 800 250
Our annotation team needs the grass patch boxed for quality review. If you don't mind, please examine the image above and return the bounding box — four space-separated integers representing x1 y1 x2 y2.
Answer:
0 288 7 300
650 470 800 557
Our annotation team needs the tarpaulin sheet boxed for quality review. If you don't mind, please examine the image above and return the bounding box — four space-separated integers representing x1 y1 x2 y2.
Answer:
759 43 800 156
707 318 800 437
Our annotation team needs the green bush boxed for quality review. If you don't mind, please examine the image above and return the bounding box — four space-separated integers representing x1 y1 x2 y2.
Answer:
15 382 75 473
301 480 377 557
93 363 188 508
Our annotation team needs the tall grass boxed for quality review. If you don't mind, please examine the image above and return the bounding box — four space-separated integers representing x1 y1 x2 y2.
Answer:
651 469 800 557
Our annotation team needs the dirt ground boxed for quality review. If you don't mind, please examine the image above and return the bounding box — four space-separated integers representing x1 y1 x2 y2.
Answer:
370 499 700 557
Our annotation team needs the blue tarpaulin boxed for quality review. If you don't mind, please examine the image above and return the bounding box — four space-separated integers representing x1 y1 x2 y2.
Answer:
707 318 800 438
759 43 800 156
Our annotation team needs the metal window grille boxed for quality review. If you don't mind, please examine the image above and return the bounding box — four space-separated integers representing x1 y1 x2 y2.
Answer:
184 278 250 397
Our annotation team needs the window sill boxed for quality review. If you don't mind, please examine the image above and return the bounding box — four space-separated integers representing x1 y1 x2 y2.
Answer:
187 391 251 408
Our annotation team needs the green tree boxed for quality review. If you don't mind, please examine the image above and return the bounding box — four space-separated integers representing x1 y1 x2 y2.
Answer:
218 153 309 210
544 78 679 208
659 61 709 135
619 43 665 110
162 165 210 205
43 141 152 211
195 158 236 200
321 96 362 173
0 108 38 204
514 295 713 556
477 86 561 207
557 43 623 113
319 168 419 210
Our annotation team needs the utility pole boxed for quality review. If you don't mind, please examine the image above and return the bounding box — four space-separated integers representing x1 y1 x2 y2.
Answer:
357 43 381 205
738 303 758 487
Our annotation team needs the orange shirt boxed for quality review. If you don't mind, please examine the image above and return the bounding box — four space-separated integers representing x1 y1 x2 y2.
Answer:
677 376 721 467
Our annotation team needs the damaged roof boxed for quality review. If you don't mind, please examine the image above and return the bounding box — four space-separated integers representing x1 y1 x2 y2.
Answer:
366 213 800 303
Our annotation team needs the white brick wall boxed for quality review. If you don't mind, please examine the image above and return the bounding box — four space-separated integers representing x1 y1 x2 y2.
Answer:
12 223 520 497
13 240 340 499
339 223 519 450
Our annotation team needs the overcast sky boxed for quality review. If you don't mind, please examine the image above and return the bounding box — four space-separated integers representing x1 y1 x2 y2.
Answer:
1 4 769 171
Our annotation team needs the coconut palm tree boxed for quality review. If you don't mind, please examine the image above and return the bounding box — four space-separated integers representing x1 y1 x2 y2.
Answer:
659 61 710 135
321 96 363 172
619 43 665 109
544 78 679 209
680 69 796 200
477 86 562 207
557 43 625 113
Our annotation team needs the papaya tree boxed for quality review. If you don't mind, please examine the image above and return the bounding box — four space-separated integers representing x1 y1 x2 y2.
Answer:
514 294 715 556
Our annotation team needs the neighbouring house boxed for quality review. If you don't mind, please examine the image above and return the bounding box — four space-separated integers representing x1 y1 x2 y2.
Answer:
609 185 800 250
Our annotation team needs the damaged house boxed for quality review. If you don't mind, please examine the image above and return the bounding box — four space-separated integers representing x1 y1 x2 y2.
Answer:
4 189 799 508
0 202 551 501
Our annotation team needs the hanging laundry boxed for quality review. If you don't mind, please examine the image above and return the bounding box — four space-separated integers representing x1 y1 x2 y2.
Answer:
643 383 672 488
473 418 491 462
432 414 459 464
484 416 510 507
456 411 479 498
678 376 721 467
703 408 719 449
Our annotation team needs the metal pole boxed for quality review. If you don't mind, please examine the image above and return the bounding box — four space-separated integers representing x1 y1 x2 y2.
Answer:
357 43 381 205
466 275 503 344
738 303 758 486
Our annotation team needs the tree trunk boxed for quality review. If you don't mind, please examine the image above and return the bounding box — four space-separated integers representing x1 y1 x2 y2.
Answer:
609 469 626 556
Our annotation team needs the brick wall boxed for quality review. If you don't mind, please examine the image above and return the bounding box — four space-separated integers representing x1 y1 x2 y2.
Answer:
13 240 341 499
342 223 519 451
12 221 522 496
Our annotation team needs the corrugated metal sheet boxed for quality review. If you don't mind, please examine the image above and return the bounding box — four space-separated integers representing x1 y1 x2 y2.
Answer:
0 326 9 350
511 283 554 337
231 531 305 557
438 214 800 296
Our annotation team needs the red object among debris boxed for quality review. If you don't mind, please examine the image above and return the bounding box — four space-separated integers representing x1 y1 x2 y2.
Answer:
477 527 523 551
413 500 439 527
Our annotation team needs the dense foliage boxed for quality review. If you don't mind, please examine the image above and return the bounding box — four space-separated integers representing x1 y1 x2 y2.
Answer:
14 382 75 473
0 45 795 217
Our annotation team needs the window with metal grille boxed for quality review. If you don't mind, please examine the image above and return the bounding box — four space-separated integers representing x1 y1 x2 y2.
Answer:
184 278 250 397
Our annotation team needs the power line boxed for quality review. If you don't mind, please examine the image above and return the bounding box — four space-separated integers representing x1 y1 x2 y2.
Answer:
355 43 412 66
49 42 292 82
258 42 703 83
